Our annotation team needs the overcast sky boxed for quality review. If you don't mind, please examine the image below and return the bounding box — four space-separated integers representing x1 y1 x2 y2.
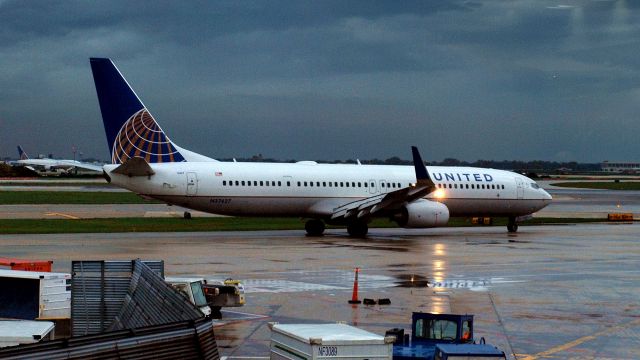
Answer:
1 0 639 163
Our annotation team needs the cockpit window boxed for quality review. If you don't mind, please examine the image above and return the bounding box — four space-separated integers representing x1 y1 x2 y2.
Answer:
531 183 540 189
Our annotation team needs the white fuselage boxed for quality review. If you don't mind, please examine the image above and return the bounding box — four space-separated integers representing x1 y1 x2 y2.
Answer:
104 161 552 220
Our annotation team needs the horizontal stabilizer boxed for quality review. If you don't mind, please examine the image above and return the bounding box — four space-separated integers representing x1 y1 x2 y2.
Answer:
112 157 155 177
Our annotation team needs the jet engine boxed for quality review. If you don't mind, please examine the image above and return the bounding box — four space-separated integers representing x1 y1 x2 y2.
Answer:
395 199 450 228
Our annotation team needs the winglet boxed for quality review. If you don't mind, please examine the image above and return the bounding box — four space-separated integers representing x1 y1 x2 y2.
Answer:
411 146 429 181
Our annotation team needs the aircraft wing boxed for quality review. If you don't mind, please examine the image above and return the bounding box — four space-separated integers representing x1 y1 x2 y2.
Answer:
330 146 436 221
54 160 104 172
15 159 103 172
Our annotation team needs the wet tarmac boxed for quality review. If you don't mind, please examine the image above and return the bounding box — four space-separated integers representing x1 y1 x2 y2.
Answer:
540 188 640 218
1 225 639 359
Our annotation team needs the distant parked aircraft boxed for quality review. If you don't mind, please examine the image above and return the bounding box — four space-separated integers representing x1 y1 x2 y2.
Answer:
14 145 103 173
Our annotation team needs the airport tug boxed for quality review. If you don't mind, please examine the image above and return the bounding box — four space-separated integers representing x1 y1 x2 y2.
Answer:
387 313 506 360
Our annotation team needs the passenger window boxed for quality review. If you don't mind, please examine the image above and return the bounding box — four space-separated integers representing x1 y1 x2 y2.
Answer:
223 181 226 186
241 181 245 186
235 181 239 186
346 182 350 187
297 181 301 186
371 182 375 187
304 181 308 186
358 182 362 187
364 182 368 188
329 182 332 187
254 181 258 186
340 182 344 187
260 181 264 186
381 183 385 188
387 182 390 188
247 181 252 187
454 184 457 189
502 185 504 189
323 182 326 187
352 182 355 187
310 182 313 187
466 184 469 189
448 184 452 189
398 183 401 188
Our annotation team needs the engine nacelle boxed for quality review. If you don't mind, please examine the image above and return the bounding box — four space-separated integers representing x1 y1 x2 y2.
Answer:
396 199 450 228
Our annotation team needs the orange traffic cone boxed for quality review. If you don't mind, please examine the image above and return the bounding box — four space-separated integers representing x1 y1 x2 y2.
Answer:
348 267 362 304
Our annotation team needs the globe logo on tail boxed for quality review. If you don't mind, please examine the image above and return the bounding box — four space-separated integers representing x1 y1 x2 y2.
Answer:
111 109 185 164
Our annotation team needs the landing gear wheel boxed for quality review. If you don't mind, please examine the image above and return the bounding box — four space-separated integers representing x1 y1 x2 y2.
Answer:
507 217 518 233
347 222 368 237
305 219 325 236
183 211 192 219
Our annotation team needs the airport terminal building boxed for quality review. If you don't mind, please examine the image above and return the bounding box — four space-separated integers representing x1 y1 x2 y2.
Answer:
601 161 640 173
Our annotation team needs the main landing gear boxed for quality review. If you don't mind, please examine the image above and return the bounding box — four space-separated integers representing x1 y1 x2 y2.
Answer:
304 219 369 238
347 221 368 238
507 216 518 233
305 219 325 236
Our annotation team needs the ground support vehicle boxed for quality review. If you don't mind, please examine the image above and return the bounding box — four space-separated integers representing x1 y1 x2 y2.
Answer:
202 278 245 317
164 276 212 317
388 313 505 360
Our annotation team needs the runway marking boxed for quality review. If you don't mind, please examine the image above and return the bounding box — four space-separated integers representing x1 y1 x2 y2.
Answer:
519 318 640 360
44 212 80 220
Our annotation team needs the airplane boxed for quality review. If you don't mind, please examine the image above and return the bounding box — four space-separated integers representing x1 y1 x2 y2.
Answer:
14 145 103 173
90 57 552 236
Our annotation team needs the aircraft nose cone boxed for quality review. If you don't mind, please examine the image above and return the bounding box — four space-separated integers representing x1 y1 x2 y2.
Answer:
543 190 552 201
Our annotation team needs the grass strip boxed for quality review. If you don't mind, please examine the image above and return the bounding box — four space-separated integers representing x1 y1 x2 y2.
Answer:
0 191 158 204
551 182 640 190
0 182 112 187
0 217 607 234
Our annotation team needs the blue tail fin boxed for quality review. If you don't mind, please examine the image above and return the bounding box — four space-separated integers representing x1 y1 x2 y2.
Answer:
90 58 185 164
17 145 29 160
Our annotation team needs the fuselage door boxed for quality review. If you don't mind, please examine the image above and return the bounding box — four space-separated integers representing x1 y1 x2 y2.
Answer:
187 172 198 196
515 177 524 199
379 179 387 193
368 179 377 194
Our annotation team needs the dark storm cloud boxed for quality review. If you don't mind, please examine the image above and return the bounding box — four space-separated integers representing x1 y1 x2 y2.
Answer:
0 0 639 163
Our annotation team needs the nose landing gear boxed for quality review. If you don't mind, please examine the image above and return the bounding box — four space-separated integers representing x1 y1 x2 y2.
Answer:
507 216 518 233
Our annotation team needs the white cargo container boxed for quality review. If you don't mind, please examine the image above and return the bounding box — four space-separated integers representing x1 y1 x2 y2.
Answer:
270 323 393 360
0 320 55 347
0 269 71 320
